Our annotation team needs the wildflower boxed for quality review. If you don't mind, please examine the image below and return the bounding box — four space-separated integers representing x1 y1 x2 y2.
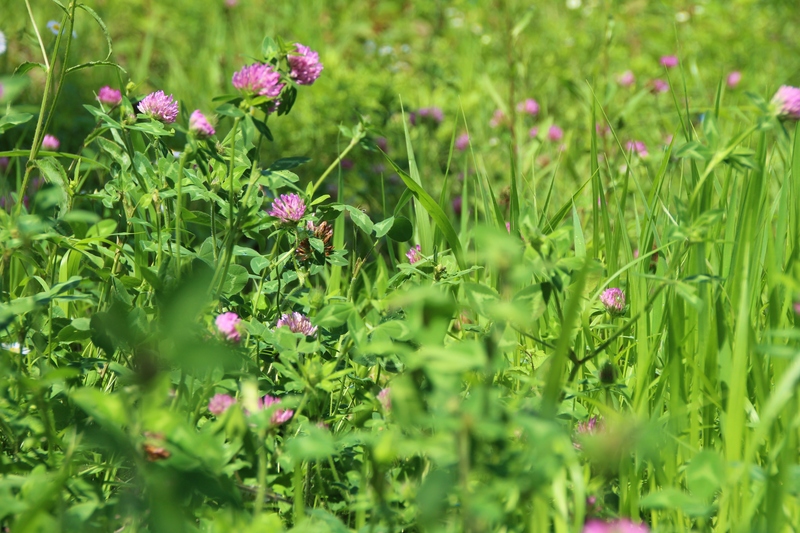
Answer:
296 220 334 261
377 388 391 411
0 30 6 55
232 63 283 98
529 126 539 138
772 86 800 120
1 342 31 355
288 43 324 86
505 221 511 233
0 83 4 100
489 109 506 128
406 244 422 264
276 312 318 337
215 312 242 342
794 301 800 315
548 125 564 142
0 157 8 173
340 158 354 170
410 107 444 126
583 518 650 533
455 133 470 151
452 196 463 217
258 395 294 425
596 124 610 137
651 79 669 94
137 90 179 123
375 137 389 151
46 21 76 38
189 110 215 138
268 193 307 223
727 71 741 89
600 288 626 316
516 98 540 116
225 0 238 6
97 86 122 106
617 70 635 87
625 140 648 157
576 416 601 435
660 55 678 68
208 393 236 416
41 134 60 151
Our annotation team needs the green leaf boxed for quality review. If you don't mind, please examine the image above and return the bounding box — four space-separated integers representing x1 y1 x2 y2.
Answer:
387 216 413 242
314 302 354 328
374 216 394 238
686 451 724 501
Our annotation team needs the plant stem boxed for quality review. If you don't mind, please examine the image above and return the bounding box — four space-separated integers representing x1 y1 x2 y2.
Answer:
309 129 364 198
176 149 189 281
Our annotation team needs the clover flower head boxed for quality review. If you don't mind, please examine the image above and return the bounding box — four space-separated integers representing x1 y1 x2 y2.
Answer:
41 134 60 151
137 90 179 123
529 126 539 138
410 107 444 126
377 388 391 411
189 110 215 138
617 70 635 87
258 395 294 425
406 244 422 264
600 288 626 315
727 71 741 89
215 312 241 342
652 79 669 94
582 519 650 533
516 98 540 116
268 193 307 223
97 86 122 106
660 55 678 68
232 63 284 98
276 312 318 337
772 85 800 120
208 393 236 416
489 109 506 128
455 133 470 151
288 43 324 86
452 196 463 216
548 125 564 142
625 140 648 157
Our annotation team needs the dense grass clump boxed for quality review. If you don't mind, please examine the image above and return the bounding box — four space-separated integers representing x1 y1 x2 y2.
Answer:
2 2 800 532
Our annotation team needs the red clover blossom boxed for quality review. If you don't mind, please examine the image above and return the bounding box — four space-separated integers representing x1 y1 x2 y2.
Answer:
208 393 236 416
215 312 241 342
232 63 284 98
276 312 317 337
772 85 800 120
138 90 179 123
288 43 324 86
189 110 215 138
268 193 307 223
97 86 122 106
600 288 626 316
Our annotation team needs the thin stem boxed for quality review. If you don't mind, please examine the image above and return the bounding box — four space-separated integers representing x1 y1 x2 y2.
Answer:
176 149 189 281
211 117 241 299
25 0 50 71
309 129 364 198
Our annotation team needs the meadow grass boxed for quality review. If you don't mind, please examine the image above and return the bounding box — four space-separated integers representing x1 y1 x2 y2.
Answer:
1 1 800 532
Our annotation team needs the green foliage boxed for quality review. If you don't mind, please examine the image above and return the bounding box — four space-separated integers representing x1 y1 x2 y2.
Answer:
2 1 800 532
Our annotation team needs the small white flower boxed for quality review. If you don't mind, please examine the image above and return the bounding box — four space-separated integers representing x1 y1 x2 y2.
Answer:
47 20 61 35
0 31 7 55
378 45 394 57
675 11 690 23
2 342 31 355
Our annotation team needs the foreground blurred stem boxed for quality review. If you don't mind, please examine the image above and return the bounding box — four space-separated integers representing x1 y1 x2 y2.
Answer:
175 150 189 281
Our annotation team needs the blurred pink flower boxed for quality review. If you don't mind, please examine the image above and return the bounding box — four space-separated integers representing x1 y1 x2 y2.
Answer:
547 125 563 142
406 244 422 264
600 288 625 316
208 393 236 415
516 98 539 116
41 134 60 151
215 312 241 342
625 140 648 157
617 70 635 87
189 110 215 138
726 71 741 89
660 55 678 68
772 86 800 120
583 519 649 533
489 109 506 128
528 126 539 138
377 388 391 411
651 79 669 94
97 86 122 106
452 196 463 217
455 133 470 151
259 395 294 425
